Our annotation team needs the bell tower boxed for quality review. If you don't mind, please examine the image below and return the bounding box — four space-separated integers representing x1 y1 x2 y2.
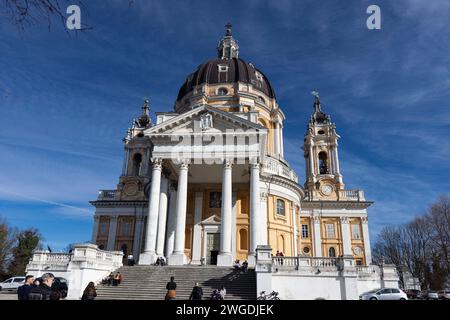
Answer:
303 91 344 200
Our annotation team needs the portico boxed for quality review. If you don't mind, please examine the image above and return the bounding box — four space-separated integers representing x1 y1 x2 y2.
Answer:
138 105 268 266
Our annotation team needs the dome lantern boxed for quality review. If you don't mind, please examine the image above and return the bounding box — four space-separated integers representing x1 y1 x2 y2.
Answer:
217 22 239 60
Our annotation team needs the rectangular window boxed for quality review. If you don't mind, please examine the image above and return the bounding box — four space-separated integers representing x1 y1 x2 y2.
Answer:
352 224 361 239
121 222 132 237
301 224 309 238
99 222 108 237
326 223 335 238
276 199 285 216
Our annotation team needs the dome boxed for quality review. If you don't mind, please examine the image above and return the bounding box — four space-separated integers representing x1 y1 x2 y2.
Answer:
176 57 276 102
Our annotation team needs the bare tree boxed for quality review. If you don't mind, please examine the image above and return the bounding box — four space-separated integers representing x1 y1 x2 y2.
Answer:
2 0 133 31
0 218 17 278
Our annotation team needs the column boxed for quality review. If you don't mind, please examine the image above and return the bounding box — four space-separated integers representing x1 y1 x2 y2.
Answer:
260 192 268 245
340 216 353 256
191 191 203 265
312 215 322 257
249 162 261 266
133 215 145 261
217 160 233 266
165 185 177 258
107 216 118 251
156 176 169 257
279 123 284 158
139 158 162 265
333 141 343 183
169 160 189 265
231 192 237 260
91 216 100 244
291 203 298 256
309 143 316 181
273 122 280 157
361 216 372 264
121 148 130 176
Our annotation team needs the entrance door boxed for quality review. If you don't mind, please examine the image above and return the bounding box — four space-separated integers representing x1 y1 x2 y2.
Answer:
206 233 220 265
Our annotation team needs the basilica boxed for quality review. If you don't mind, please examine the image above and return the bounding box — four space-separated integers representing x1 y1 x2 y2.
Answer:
90 25 373 268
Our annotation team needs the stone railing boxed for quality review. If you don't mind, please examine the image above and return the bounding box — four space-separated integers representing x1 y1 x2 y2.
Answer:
262 157 298 183
26 244 124 300
338 190 365 201
97 190 117 200
356 265 380 275
272 256 339 269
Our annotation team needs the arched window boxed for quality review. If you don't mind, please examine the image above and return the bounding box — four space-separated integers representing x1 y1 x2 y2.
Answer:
98 244 105 250
276 199 286 216
132 153 142 176
239 229 248 250
318 152 328 174
328 247 336 258
278 235 285 253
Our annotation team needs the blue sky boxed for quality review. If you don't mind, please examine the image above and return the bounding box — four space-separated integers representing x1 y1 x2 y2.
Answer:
1 0 449 251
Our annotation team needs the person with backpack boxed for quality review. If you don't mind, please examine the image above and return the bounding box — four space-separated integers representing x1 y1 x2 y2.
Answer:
189 282 203 300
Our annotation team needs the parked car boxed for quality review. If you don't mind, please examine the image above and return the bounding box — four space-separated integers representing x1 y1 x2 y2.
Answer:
406 289 423 300
0 277 25 291
438 290 450 300
423 290 439 300
359 288 408 300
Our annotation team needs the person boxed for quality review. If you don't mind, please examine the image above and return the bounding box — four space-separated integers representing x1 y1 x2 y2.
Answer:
210 289 221 300
279 251 284 265
33 279 40 287
219 286 226 300
160 256 166 266
127 253 134 266
189 282 203 300
17 275 35 300
155 257 161 266
28 273 55 300
233 260 241 271
165 276 177 300
107 272 114 286
114 272 123 286
81 282 97 300
241 261 249 274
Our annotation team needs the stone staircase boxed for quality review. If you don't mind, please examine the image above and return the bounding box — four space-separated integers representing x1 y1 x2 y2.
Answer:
96 265 256 300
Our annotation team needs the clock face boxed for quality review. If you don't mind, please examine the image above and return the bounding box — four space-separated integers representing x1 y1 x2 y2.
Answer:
353 246 362 255
321 184 333 196
124 182 139 196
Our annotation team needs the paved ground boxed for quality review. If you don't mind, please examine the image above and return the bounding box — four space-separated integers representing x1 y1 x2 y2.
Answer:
0 292 18 300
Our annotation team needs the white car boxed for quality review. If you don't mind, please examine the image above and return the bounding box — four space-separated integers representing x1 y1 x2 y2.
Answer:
0 277 25 291
359 288 408 300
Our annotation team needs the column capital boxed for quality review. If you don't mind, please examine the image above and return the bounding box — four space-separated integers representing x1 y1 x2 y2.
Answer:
223 158 233 169
178 159 190 170
250 162 261 170
312 215 321 223
110 215 118 221
340 216 349 224
93 215 100 222
361 216 369 224
260 192 268 201
136 215 146 222
151 158 163 169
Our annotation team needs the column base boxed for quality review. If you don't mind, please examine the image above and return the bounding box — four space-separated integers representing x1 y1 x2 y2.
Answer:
168 253 187 265
138 251 158 265
247 254 256 267
217 253 233 267
190 259 202 266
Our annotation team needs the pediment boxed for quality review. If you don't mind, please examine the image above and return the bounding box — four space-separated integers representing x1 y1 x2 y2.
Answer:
144 105 266 137
201 214 221 225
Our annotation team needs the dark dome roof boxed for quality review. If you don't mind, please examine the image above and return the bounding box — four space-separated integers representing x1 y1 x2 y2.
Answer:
176 57 276 102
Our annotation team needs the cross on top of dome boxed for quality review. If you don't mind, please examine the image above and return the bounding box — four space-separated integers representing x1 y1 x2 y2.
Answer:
217 22 239 59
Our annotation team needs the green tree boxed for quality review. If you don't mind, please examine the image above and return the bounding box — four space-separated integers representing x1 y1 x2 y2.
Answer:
8 228 43 276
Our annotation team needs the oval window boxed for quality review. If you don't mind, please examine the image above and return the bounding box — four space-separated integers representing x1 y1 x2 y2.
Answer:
218 87 228 96
318 130 325 135
303 246 310 254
